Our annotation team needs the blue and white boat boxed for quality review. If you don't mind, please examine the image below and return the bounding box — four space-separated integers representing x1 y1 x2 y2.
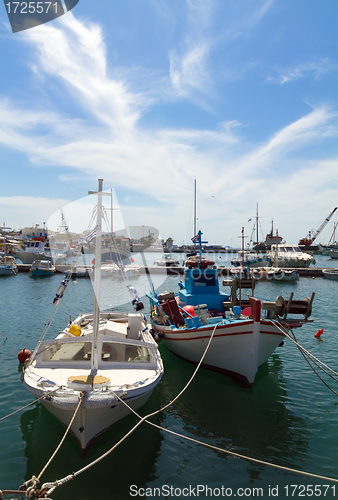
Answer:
30 259 56 277
147 231 314 386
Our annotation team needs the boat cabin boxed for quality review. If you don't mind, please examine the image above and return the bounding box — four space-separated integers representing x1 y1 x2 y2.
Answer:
34 336 156 370
178 267 229 311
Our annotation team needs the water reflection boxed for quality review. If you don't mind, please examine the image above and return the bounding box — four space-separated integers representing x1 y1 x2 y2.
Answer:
156 345 311 484
20 391 164 500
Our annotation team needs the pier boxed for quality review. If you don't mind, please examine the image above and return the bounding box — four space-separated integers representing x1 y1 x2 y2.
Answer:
16 263 331 278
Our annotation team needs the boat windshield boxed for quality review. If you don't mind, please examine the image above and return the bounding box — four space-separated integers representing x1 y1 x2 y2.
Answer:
42 341 92 361
41 340 151 363
101 342 151 362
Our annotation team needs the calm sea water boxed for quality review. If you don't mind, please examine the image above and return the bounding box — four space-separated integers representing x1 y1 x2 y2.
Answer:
1 254 338 499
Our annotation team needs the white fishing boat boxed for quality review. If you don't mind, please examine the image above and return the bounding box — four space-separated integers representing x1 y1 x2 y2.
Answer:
258 268 299 282
259 234 299 281
88 261 140 278
23 180 163 452
30 260 56 277
17 238 54 264
147 231 315 386
154 255 180 267
322 268 338 280
267 244 315 268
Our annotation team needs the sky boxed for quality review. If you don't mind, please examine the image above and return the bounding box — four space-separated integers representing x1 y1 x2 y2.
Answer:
0 0 337 247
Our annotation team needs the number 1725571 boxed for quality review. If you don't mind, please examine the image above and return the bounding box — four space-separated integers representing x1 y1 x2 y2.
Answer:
5 2 59 14
284 485 335 496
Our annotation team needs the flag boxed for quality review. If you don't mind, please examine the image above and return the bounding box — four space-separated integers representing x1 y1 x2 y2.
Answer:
86 228 97 242
247 218 252 222
191 234 199 243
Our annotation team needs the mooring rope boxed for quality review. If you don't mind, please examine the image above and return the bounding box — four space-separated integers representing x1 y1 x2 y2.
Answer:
0 386 62 422
37 391 85 481
273 320 338 395
110 388 338 485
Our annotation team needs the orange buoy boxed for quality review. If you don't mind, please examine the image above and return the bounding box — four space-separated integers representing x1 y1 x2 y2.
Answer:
314 328 324 338
183 305 195 317
18 348 31 363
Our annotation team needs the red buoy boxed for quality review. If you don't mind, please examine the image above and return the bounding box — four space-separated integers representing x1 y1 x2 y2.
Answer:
18 348 31 363
314 328 324 338
183 305 195 317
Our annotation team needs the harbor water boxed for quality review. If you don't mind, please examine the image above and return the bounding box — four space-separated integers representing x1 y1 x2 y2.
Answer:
1 253 338 499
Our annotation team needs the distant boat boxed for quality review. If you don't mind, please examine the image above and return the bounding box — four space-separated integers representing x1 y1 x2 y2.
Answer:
327 249 338 260
322 268 338 280
231 251 272 268
30 260 56 277
17 238 54 264
0 225 18 276
253 220 284 252
154 255 180 267
258 268 299 282
267 244 315 268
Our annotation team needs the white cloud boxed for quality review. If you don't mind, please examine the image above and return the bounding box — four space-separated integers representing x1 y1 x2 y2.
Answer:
0 10 337 244
266 59 336 85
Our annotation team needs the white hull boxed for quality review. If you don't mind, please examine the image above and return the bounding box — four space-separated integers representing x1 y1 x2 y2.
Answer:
267 244 315 268
322 269 338 280
24 373 159 451
154 320 284 385
17 251 52 264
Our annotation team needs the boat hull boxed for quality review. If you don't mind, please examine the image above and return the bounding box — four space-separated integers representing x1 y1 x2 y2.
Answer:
41 385 156 451
154 320 284 386
0 265 17 275
17 251 53 264
24 373 161 452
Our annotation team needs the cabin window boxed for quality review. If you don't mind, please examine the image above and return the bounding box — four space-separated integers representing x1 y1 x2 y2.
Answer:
192 273 217 287
42 341 92 362
101 342 151 362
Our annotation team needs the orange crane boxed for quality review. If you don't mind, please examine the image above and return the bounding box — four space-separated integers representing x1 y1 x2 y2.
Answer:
299 207 337 246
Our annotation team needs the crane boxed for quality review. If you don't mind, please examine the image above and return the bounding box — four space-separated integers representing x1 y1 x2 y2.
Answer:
299 207 337 246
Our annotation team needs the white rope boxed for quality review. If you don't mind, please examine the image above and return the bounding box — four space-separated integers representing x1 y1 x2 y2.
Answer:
111 391 338 485
0 395 46 422
273 320 338 379
0 386 62 422
37 392 85 481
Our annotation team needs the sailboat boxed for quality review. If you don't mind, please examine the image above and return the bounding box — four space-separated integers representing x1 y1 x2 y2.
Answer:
23 180 163 452
0 225 18 276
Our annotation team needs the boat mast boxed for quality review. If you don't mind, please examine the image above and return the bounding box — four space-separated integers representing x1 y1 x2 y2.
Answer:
88 179 105 375
194 179 197 237
256 203 259 255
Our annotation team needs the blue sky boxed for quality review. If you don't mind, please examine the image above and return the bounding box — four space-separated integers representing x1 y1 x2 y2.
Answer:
0 0 337 246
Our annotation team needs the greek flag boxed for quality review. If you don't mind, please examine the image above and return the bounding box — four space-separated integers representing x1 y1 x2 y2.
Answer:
247 218 252 222
86 228 97 242
191 234 199 243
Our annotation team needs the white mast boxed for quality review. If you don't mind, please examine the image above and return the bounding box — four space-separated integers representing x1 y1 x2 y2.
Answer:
194 179 197 237
88 179 110 374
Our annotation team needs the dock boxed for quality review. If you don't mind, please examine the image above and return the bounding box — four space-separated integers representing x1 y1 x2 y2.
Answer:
16 263 331 278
